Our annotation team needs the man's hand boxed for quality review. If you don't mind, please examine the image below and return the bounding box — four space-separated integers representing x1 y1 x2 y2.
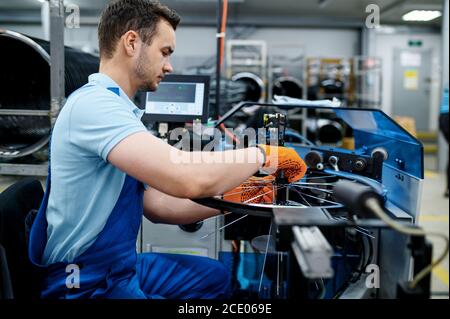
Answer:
258 145 307 183
224 176 275 204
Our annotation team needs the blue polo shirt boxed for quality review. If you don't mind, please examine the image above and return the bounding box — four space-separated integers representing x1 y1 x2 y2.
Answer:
42 73 147 265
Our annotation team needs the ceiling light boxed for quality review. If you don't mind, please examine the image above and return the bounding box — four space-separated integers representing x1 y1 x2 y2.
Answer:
402 10 442 22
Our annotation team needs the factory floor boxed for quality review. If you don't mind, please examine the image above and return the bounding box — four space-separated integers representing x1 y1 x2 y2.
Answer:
419 170 449 298
0 169 448 299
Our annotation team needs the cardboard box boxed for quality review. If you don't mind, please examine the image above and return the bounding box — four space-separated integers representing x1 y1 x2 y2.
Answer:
394 116 417 137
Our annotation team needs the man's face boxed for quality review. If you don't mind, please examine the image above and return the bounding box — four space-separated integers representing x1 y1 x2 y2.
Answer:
135 20 175 91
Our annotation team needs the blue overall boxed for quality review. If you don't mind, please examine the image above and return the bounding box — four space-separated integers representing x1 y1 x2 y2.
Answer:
28 86 231 299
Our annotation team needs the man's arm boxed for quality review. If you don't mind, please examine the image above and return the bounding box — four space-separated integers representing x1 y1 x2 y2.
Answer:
143 187 221 225
107 131 264 199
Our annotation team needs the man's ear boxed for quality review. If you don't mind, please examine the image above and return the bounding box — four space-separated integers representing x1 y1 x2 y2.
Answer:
122 30 140 57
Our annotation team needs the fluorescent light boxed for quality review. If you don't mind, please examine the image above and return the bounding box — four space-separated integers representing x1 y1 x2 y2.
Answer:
402 10 442 22
36 0 46 3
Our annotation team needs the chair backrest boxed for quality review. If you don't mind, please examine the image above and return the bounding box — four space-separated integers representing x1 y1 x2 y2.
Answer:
0 243 13 299
0 178 44 299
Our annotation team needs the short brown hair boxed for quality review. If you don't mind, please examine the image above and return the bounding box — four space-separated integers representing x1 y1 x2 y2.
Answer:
98 0 180 59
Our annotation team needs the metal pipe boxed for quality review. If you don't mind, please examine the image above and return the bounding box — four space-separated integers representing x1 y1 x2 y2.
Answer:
215 0 223 120
49 0 65 126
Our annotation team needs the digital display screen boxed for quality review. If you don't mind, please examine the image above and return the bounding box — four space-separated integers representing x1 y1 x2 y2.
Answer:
145 82 205 116
147 83 196 103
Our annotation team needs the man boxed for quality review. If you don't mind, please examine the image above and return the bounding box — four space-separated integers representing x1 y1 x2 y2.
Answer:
29 0 305 299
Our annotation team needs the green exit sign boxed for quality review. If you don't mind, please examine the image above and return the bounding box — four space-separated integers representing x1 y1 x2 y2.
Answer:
408 40 423 47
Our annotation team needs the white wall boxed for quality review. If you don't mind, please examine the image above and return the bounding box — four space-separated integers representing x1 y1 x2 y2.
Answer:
374 30 442 131
1 23 359 64
176 26 360 57
251 28 359 57
173 26 360 71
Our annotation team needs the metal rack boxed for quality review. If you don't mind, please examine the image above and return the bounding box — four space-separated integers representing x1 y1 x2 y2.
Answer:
267 44 308 139
305 56 382 108
268 43 306 102
226 40 268 103
353 56 382 109
0 0 65 176
305 57 354 106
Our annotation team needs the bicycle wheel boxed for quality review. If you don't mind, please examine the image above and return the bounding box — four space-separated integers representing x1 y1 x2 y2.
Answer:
194 169 386 218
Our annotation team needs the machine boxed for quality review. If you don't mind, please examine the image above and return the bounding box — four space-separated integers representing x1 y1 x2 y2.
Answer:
137 74 224 259
136 72 444 298
194 101 446 299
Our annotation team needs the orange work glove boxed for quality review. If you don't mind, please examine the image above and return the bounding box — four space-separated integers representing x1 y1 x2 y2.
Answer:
258 144 307 183
224 176 276 204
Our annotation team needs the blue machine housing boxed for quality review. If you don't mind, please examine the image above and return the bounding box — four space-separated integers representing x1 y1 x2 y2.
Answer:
334 108 423 179
281 105 424 220
282 105 424 298
215 103 425 298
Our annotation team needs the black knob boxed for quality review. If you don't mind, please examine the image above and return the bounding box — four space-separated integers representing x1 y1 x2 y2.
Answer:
371 148 388 161
305 151 323 168
179 221 204 233
353 158 367 172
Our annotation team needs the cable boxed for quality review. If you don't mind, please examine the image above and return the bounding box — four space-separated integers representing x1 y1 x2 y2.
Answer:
214 0 229 120
219 122 240 145
258 222 273 294
318 279 327 299
220 0 228 69
363 233 374 270
351 232 366 283
352 233 374 284
365 197 449 290
214 0 223 121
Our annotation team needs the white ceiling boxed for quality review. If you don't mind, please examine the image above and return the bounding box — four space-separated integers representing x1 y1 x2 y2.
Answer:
0 0 444 27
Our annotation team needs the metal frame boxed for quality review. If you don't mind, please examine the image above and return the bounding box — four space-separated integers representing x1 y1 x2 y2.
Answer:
268 43 306 102
352 56 382 109
0 30 52 160
267 44 308 138
0 0 64 176
0 163 48 176
304 56 382 109
226 40 268 103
